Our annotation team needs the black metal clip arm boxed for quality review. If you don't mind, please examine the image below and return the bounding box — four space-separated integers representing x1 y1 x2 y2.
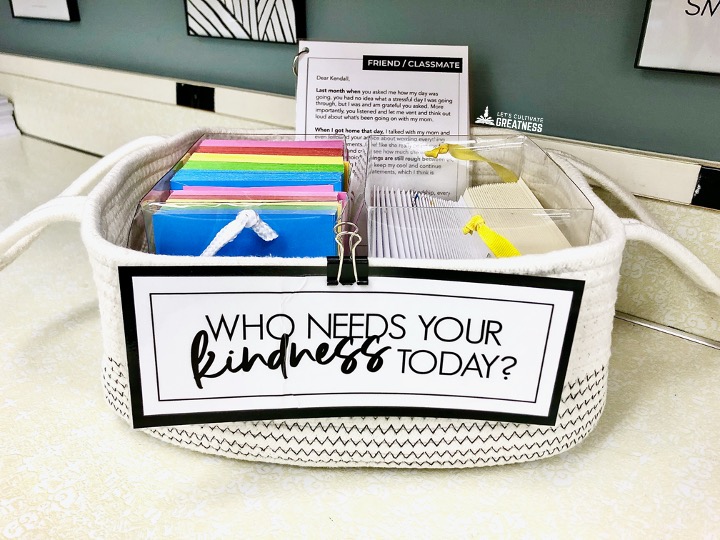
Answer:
327 256 369 285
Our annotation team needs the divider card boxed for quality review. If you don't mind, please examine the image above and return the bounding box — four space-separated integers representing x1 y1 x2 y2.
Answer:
119 266 584 429
295 41 469 179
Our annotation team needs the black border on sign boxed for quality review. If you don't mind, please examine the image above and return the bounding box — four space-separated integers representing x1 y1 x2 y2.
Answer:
119 265 584 429
8 0 80 21
635 0 720 77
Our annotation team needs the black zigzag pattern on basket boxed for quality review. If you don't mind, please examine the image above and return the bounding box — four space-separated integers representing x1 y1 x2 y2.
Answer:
146 367 607 467
102 357 130 420
150 413 601 468
150 367 606 466
151 406 602 466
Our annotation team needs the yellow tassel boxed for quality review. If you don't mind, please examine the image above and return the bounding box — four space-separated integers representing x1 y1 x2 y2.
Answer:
424 143 518 183
343 161 351 189
463 215 521 258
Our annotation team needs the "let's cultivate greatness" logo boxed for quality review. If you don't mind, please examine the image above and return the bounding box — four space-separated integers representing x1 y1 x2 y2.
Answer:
475 106 544 133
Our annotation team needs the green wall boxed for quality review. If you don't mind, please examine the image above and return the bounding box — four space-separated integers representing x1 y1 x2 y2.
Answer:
0 0 718 161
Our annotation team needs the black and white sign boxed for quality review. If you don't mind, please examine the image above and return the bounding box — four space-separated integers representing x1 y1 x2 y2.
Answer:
119 266 583 429
184 0 305 44
9 0 79 21
636 0 720 75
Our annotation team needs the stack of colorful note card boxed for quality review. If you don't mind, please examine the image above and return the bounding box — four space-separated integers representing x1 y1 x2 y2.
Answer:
139 136 349 257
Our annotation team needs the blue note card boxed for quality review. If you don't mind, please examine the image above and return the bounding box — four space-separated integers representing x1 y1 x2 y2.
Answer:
152 208 339 257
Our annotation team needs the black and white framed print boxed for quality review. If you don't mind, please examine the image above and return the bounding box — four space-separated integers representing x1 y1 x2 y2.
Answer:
9 0 80 21
636 0 720 76
185 0 306 44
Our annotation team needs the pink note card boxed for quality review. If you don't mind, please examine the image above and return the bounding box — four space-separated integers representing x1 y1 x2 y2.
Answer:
179 185 336 195
198 139 345 149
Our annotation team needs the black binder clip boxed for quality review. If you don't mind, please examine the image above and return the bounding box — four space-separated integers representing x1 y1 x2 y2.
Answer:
327 255 368 285
327 223 368 286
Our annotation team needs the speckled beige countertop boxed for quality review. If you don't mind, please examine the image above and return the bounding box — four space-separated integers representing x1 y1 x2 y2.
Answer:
1 135 719 539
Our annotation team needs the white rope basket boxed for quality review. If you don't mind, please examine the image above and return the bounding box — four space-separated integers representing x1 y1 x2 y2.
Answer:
2 128 718 468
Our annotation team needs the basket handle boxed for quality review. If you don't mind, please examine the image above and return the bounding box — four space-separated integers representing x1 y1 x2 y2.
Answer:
0 136 165 270
621 218 720 295
549 150 662 229
551 151 720 296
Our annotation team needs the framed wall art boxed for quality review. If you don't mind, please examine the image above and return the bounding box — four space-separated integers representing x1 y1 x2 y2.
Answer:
8 0 80 21
636 0 720 76
185 0 306 44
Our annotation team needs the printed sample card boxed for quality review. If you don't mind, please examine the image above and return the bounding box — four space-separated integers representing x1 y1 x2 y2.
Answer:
295 41 469 168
